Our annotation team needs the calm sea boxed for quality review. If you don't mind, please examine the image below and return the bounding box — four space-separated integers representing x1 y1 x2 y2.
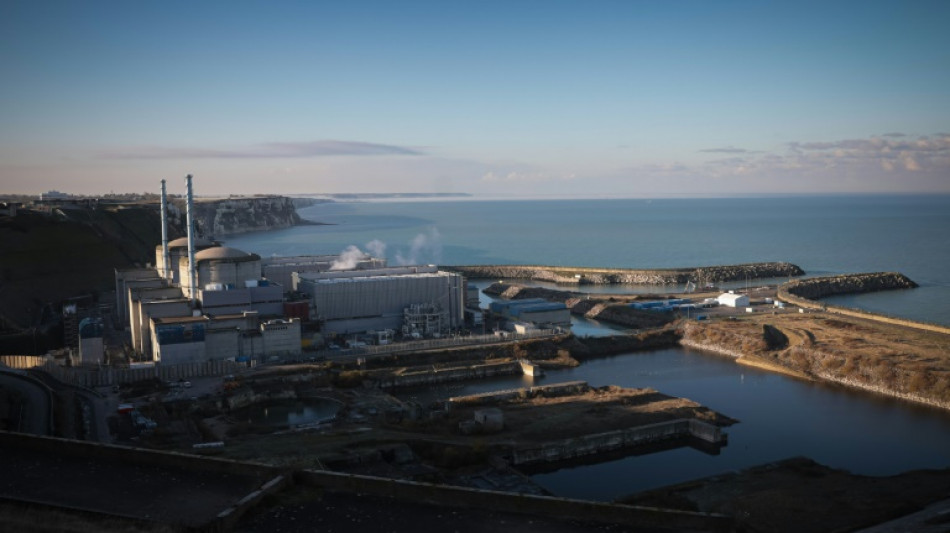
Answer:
226 195 950 326
224 195 950 499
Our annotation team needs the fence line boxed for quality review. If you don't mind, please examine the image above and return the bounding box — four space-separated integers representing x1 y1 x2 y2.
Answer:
314 329 563 360
1 329 561 387
0 355 50 369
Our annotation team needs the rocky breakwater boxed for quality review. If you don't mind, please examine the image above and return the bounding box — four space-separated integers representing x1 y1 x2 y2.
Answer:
447 262 804 285
782 272 918 300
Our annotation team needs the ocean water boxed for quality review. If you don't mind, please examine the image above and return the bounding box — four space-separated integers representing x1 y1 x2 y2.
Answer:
225 195 950 325
224 195 950 499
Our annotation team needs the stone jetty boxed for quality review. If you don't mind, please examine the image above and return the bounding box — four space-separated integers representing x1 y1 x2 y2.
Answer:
783 272 918 300
444 262 804 285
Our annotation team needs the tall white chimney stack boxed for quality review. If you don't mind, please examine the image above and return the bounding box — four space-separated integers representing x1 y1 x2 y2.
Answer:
160 179 171 281
185 174 197 304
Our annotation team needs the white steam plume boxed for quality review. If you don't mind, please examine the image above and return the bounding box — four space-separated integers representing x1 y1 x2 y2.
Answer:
395 228 442 266
365 239 386 258
330 245 365 271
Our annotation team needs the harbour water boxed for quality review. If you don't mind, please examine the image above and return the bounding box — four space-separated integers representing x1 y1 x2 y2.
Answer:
397 349 950 500
225 195 950 500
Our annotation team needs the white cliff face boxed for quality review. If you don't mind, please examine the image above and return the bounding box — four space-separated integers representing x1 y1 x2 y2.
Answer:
189 196 303 237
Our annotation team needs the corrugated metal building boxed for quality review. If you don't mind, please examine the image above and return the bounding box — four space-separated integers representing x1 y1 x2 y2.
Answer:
199 283 283 316
294 265 465 335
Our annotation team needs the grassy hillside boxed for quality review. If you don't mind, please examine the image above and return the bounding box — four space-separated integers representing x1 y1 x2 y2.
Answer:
0 206 181 332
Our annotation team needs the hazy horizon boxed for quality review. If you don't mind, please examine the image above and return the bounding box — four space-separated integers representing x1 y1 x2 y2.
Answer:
2 1 948 197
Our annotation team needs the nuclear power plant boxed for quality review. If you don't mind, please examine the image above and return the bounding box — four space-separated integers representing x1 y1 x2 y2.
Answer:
114 175 469 365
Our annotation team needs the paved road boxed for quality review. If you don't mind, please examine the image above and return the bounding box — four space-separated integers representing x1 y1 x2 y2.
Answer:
0 369 51 435
855 498 950 533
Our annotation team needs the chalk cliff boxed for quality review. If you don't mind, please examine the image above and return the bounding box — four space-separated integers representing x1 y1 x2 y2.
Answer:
170 196 313 237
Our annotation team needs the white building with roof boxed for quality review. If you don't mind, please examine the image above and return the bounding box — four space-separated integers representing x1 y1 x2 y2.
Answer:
717 292 750 307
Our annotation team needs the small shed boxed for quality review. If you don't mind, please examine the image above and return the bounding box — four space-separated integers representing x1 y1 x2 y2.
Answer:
717 293 750 308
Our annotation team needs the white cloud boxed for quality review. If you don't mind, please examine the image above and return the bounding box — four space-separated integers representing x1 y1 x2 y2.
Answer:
480 169 577 183
99 140 423 159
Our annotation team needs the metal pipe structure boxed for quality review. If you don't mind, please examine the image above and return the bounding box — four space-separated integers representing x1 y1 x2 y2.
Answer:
160 179 171 281
185 174 197 304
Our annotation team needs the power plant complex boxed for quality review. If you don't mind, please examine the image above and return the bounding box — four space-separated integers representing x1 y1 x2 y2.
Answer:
111 176 469 366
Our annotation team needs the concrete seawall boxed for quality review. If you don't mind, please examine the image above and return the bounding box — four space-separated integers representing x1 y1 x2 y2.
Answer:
511 418 725 466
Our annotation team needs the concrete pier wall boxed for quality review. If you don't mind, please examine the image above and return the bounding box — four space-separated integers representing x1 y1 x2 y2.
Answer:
512 419 724 466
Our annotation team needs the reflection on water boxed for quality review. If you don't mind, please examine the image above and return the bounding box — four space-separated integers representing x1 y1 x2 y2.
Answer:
395 347 950 501
244 399 340 427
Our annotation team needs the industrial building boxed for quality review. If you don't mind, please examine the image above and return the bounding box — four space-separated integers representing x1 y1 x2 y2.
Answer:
628 298 691 313
717 293 750 308
293 265 465 336
112 176 307 364
151 312 301 365
76 317 104 366
180 246 266 300
114 176 486 363
155 236 218 285
489 299 572 330
128 287 191 357
114 268 165 328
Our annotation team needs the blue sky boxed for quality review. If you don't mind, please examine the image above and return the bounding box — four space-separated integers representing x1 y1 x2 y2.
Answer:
2 1 948 197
